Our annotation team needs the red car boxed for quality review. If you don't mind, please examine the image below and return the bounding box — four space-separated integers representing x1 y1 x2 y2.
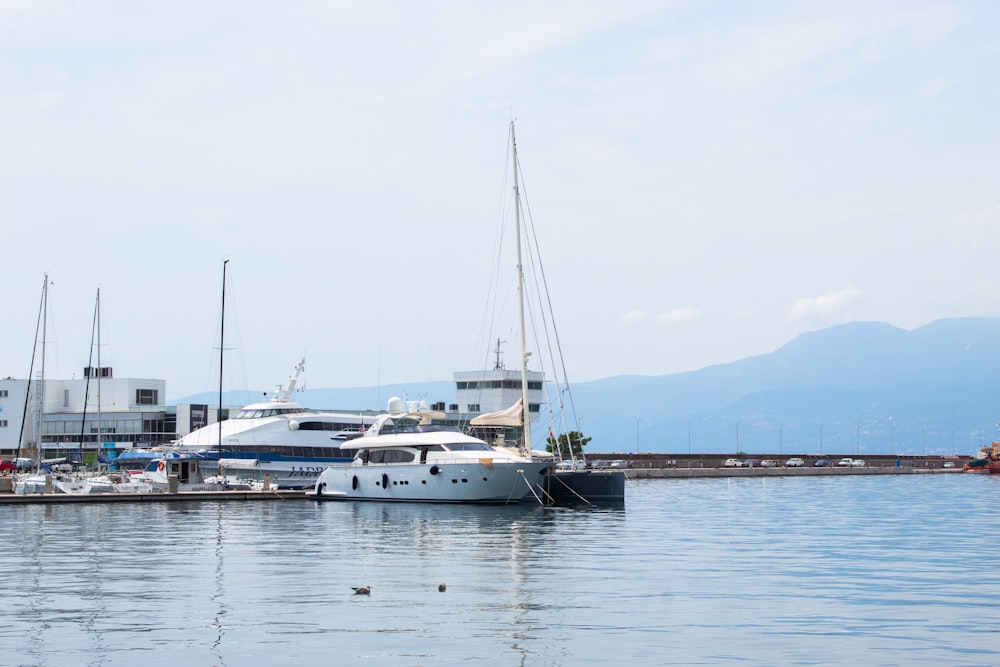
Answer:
0 460 15 473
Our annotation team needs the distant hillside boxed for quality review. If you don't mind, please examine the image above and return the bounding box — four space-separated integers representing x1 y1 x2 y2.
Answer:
569 318 1000 456
173 318 1000 457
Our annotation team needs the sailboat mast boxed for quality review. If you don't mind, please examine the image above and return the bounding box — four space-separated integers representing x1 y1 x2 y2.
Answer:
38 275 49 469
511 122 531 457
79 290 98 456
218 259 228 464
96 288 102 459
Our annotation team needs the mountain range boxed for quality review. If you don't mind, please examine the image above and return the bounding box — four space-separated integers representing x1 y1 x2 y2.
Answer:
174 318 1000 457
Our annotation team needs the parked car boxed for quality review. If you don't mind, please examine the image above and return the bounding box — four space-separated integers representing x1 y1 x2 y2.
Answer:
14 458 36 470
723 458 743 467
761 459 780 468
942 461 956 468
0 460 14 473
814 458 829 467
851 459 865 467
742 459 759 468
785 457 804 467
589 460 611 469
609 460 632 469
837 457 855 467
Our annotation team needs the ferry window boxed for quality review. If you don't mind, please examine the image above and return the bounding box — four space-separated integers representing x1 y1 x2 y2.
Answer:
467 404 480 412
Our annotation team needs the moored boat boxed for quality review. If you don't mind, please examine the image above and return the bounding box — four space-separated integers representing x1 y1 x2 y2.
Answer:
175 359 375 489
312 398 553 503
467 122 625 504
988 441 1000 475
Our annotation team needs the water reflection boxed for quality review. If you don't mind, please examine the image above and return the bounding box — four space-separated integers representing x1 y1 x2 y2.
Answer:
2 477 996 666
211 504 226 667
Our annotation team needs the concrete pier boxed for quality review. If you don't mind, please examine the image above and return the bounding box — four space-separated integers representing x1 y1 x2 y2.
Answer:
0 489 309 505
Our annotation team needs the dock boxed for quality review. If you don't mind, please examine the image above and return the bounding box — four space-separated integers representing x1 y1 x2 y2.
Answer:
0 488 310 505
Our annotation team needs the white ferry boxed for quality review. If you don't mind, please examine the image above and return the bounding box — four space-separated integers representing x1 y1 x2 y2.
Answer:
176 360 376 489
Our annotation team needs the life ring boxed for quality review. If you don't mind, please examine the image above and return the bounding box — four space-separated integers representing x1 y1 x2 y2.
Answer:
157 461 165 472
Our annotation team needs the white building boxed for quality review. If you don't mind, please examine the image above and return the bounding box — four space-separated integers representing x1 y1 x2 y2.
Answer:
452 368 544 418
0 367 174 460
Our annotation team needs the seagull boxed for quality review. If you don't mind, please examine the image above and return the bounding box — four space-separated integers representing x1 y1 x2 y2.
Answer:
438 583 447 592
352 586 371 595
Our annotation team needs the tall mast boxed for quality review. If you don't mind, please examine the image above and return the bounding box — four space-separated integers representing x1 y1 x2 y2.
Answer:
218 259 228 464
511 122 531 457
96 288 102 461
36 274 49 470
79 289 98 458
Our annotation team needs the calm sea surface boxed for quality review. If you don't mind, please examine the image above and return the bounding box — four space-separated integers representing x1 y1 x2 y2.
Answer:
2 474 998 666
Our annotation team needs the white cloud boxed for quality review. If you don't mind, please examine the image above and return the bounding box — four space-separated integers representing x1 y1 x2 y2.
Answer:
787 288 863 324
656 307 703 325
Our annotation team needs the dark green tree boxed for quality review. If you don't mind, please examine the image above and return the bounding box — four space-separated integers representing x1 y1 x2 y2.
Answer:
545 430 590 457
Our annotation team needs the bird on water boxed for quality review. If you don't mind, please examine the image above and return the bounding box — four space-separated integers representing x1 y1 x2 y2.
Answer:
438 583 447 592
352 586 371 595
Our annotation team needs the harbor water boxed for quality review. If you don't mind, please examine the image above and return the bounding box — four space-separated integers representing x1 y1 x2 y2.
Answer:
2 474 998 666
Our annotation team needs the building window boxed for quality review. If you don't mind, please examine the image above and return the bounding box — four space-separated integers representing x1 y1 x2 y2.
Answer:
0 420 7 428
64 389 70 407
0 389 8 398
136 389 159 406
467 404 480 412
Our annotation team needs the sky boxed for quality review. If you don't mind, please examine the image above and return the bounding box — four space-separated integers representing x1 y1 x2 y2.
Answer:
1 0 999 400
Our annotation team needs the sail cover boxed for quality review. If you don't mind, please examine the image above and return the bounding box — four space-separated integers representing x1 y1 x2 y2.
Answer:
469 399 523 427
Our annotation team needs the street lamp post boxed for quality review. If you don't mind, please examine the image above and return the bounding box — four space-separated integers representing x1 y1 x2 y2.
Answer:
635 418 640 455
736 421 742 454
820 425 824 455
779 422 783 456
687 420 692 455
856 424 860 455
952 429 956 455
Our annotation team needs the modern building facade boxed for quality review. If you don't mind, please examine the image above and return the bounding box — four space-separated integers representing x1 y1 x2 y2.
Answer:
0 367 175 460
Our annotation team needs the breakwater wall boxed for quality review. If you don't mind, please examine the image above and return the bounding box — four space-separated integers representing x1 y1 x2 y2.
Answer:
625 465 962 479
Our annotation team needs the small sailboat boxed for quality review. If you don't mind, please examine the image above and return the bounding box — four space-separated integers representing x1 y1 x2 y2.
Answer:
14 274 52 494
472 122 625 504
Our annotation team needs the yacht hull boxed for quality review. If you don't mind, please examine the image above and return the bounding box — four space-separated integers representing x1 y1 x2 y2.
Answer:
540 470 626 504
313 460 551 503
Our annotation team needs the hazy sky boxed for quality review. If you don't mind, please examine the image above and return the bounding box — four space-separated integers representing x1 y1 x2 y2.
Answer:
2 1 998 400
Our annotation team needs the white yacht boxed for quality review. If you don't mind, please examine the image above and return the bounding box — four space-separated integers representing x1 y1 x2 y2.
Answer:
176 360 376 489
312 397 553 504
